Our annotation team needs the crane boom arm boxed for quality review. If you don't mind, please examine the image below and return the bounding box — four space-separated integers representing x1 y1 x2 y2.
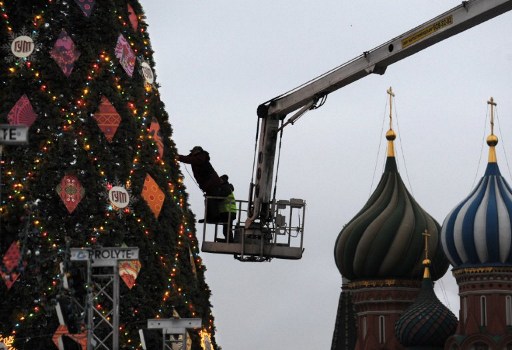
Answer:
257 0 512 119
246 0 512 230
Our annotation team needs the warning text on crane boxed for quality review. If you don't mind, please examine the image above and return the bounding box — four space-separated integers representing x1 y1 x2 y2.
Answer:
401 15 453 49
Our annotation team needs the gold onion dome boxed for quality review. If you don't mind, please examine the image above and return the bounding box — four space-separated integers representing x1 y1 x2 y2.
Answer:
334 88 449 281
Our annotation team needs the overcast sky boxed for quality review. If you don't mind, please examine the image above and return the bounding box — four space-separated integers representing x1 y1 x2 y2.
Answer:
143 1 512 349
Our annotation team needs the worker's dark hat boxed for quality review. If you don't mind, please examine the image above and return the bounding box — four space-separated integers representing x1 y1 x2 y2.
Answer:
190 146 203 153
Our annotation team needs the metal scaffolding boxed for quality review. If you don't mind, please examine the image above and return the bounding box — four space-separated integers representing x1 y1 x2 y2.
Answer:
70 247 139 350
145 318 202 350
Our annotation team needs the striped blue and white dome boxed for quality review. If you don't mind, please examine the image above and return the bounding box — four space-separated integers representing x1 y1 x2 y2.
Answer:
441 126 512 268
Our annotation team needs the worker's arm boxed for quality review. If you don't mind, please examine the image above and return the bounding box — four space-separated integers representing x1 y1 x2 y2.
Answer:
178 152 208 165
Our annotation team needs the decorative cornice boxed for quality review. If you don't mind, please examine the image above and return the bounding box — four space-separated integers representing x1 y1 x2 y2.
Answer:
452 266 512 276
348 279 421 289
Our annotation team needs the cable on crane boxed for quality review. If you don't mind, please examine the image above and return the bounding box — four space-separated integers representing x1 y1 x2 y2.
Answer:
272 96 323 203
369 97 389 198
471 107 489 188
250 114 261 186
271 119 285 207
394 98 415 196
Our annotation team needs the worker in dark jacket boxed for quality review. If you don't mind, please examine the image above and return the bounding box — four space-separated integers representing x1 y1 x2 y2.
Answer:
178 146 221 195
178 146 222 221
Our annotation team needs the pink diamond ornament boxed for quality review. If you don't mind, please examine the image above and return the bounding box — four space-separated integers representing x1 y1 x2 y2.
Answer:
50 30 81 77
8 94 37 127
115 34 136 77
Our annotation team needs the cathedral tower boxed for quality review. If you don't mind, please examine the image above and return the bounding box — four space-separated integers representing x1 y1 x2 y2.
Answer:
442 98 512 349
333 89 449 350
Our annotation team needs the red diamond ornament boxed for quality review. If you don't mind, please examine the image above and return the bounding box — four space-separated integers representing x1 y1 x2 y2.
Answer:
93 97 121 142
57 174 84 213
1 241 26 289
53 325 87 350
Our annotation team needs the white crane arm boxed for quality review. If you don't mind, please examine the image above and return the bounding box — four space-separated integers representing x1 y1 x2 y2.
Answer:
245 0 512 235
257 0 512 119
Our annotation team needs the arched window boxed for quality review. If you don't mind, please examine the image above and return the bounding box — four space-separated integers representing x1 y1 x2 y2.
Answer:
506 296 512 326
480 296 487 327
378 315 385 344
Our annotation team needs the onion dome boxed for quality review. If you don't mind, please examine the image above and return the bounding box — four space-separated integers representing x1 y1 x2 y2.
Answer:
441 97 512 268
395 239 458 349
334 88 449 281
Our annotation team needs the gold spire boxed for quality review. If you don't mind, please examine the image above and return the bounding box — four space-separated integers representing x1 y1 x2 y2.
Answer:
386 87 396 157
422 230 431 279
487 97 498 163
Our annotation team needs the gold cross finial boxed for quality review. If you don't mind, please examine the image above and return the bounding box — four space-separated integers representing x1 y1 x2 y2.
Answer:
422 230 430 260
422 230 431 278
387 87 395 129
486 97 498 163
385 87 397 157
488 97 497 135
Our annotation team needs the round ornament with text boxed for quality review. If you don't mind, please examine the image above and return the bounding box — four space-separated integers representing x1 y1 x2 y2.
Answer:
108 186 130 209
140 61 154 84
11 35 34 58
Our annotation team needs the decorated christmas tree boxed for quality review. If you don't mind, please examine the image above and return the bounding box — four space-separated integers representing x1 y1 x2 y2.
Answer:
0 1 217 349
